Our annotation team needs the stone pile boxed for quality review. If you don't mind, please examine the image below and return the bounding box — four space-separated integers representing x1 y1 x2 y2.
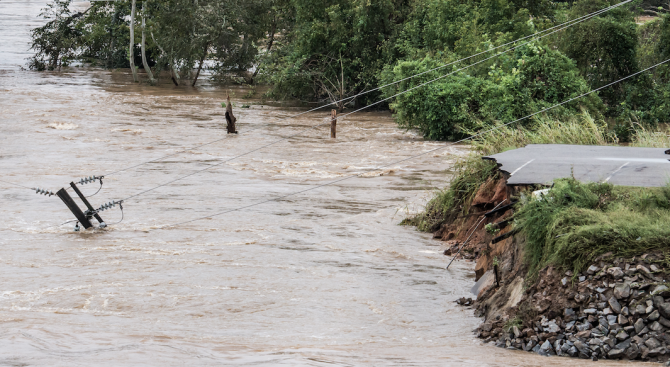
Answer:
476 257 670 362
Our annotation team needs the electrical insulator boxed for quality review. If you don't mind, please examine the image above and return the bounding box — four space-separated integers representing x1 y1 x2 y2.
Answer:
33 188 55 196
77 175 104 185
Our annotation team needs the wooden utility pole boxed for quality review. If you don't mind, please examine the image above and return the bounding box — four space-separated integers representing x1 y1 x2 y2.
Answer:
129 0 139 82
330 109 337 138
225 94 237 134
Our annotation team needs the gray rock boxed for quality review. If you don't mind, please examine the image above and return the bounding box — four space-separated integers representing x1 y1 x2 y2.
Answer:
652 285 670 297
565 320 576 330
649 321 663 332
625 343 640 359
615 338 631 350
603 307 612 315
648 347 664 358
574 340 590 354
539 340 554 356
567 346 578 357
608 267 624 278
637 264 651 274
617 314 629 325
635 318 646 333
584 308 597 315
645 337 662 349
616 330 629 341
576 322 591 332
654 296 664 307
650 264 659 272
624 325 635 333
561 342 572 352
596 287 607 293
607 315 618 325
565 308 575 317
603 336 615 348
513 325 521 338
608 348 625 358
635 304 647 315
588 337 602 346
561 277 568 287
646 305 654 314
638 326 649 335
609 297 622 314
587 265 600 275
622 306 629 316
575 330 592 339
579 276 586 282
532 344 541 354
659 316 670 328
599 317 609 329
614 283 630 299
648 310 660 321
658 302 670 319
544 321 560 333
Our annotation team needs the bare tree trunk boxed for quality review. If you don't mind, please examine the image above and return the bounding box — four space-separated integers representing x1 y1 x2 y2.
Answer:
150 31 178 86
225 94 237 134
192 43 208 87
141 1 154 83
129 0 139 82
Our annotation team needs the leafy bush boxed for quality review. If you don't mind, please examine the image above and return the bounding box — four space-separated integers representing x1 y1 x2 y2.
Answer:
381 44 601 140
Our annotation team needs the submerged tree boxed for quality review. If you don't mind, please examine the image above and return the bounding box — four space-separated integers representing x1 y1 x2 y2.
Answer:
29 0 278 86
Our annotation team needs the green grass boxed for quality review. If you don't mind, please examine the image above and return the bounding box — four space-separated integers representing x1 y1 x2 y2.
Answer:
631 125 670 148
516 178 670 278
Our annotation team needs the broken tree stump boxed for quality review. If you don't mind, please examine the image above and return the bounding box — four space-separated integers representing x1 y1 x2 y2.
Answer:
330 109 337 138
225 94 237 134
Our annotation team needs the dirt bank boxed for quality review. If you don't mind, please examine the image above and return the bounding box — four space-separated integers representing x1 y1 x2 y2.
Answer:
437 176 670 362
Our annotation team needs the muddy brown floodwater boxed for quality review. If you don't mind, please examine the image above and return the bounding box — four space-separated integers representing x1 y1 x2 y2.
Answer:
0 1 652 366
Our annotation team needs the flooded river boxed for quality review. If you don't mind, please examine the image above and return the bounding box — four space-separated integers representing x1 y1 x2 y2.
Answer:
0 1 648 365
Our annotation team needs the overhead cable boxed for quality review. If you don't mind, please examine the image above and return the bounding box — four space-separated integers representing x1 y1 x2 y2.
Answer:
0 178 33 190
100 0 630 178
154 57 670 230
119 3 624 203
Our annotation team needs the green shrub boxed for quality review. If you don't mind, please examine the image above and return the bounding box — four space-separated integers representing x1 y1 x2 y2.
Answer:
381 44 601 141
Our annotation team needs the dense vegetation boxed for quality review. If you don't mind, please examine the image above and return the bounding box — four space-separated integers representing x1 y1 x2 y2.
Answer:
31 0 669 136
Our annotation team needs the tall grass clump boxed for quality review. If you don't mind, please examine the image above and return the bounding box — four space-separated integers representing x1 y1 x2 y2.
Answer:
631 125 670 148
517 178 670 278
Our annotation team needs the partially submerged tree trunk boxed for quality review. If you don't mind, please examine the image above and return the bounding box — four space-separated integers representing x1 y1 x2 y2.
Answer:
151 31 178 86
141 1 154 83
225 94 237 134
192 43 208 87
129 0 139 82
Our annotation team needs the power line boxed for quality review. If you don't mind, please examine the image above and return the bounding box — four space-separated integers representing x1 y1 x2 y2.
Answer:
0 178 33 191
154 57 670 230
119 3 621 203
100 0 629 178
